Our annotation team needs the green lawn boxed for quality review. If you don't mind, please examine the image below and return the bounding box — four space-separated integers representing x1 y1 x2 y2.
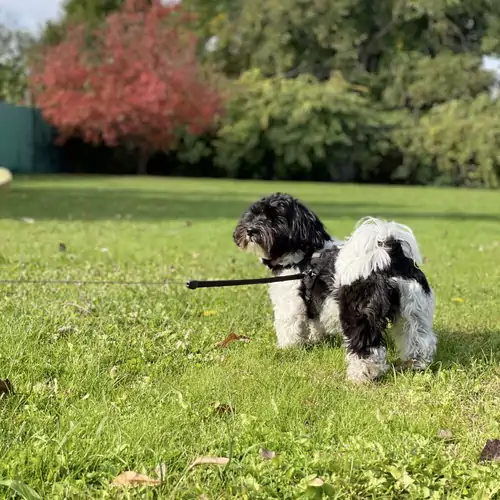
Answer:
1 176 500 499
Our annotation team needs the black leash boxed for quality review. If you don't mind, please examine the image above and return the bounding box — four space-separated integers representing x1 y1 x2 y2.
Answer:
186 273 305 289
0 274 306 289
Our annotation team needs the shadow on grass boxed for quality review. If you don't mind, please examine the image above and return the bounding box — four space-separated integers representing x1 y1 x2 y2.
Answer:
1 186 500 222
435 329 500 369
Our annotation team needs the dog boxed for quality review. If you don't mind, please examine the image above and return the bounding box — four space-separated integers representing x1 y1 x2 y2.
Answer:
233 193 436 383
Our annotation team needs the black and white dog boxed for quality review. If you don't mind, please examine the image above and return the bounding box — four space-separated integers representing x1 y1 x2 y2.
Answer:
233 193 436 383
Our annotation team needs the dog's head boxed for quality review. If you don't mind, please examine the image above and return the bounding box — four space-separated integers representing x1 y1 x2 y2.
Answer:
233 193 330 263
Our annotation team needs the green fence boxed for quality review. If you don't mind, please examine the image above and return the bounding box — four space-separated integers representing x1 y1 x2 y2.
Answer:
0 102 62 173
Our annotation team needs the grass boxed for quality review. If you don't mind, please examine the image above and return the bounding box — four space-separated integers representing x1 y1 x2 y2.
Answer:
1 175 500 499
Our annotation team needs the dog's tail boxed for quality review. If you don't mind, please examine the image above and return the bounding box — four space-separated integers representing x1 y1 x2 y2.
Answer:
335 217 422 286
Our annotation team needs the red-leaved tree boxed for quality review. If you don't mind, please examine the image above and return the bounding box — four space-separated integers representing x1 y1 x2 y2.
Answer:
30 0 223 174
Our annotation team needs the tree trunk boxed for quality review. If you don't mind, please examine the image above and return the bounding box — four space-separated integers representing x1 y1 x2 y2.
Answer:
137 149 149 175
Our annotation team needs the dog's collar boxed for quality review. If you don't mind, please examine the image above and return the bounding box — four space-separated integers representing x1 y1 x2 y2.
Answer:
263 242 341 275
262 251 314 274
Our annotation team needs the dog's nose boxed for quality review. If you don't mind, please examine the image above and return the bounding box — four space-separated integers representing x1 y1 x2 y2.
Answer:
248 228 256 236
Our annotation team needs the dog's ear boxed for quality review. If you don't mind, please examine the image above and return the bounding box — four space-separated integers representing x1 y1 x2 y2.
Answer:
290 200 330 250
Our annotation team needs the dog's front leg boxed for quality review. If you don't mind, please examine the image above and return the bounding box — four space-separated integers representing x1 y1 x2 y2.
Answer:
269 280 309 348
274 309 309 348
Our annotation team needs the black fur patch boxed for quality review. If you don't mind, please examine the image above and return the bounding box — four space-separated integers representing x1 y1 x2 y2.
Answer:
299 247 340 319
383 237 431 295
336 276 400 356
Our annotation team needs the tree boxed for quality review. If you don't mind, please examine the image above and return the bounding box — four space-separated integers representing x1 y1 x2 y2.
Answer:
30 0 223 174
395 94 500 187
207 0 500 80
199 0 500 186
380 52 494 112
0 23 34 103
40 0 128 45
211 69 399 181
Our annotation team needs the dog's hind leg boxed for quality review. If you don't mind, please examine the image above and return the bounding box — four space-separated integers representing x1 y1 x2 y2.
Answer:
337 280 393 383
391 279 436 370
341 318 389 383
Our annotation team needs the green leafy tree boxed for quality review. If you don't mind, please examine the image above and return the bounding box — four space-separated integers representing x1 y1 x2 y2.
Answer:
380 52 494 112
212 69 399 181
0 24 33 104
40 0 131 45
395 94 500 187
207 0 500 80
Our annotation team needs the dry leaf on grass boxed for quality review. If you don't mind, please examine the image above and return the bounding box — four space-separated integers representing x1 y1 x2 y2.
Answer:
259 448 276 460
451 297 465 304
0 379 13 396
309 477 325 487
437 429 453 440
211 402 235 415
189 457 229 470
479 439 500 463
111 471 161 488
216 331 251 349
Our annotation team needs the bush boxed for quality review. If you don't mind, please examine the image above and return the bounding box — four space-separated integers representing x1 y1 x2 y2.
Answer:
205 70 401 182
395 93 500 188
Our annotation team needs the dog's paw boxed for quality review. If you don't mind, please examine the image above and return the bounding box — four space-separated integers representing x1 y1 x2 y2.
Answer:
346 366 388 384
346 350 389 383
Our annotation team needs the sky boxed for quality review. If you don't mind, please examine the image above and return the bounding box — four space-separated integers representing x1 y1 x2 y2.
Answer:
0 0 63 32
1 0 499 73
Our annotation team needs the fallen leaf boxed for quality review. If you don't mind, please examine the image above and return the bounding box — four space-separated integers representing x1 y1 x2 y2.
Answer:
451 297 465 304
203 310 217 317
189 456 229 470
216 331 251 348
199 495 209 500
479 439 500 463
109 366 118 379
21 217 35 224
0 379 13 396
437 429 453 440
192 252 200 259
111 471 161 488
211 402 235 415
259 448 276 460
57 326 75 335
309 477 324 487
